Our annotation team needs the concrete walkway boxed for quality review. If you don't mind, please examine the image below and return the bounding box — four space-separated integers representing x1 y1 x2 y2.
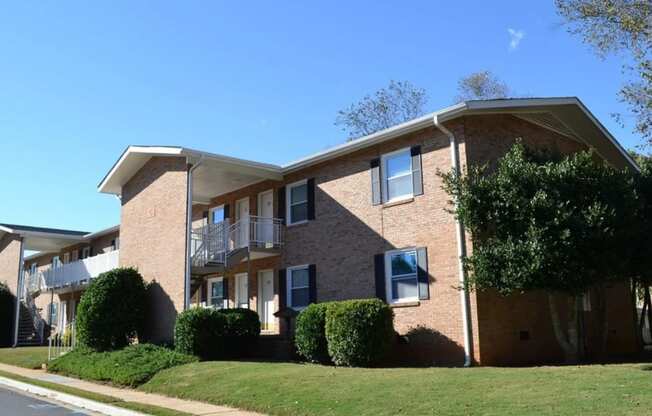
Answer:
0 362 264 416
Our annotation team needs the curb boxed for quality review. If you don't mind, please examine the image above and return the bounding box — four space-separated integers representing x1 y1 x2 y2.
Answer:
0 376 147 416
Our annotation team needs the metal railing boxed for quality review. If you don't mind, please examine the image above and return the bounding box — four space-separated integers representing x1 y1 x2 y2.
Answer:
27 250 120 293
21 280 45 343
191 216 283 268
48 321 76 361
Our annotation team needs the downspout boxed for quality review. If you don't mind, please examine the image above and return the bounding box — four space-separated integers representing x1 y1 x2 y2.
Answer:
433 114 473 367
12 238 25 347
184 156 204 311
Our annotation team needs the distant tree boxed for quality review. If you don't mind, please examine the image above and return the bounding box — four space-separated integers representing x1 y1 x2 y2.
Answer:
335 80 428 141
441 142 637 362
556 0 652 144
454 70 510 102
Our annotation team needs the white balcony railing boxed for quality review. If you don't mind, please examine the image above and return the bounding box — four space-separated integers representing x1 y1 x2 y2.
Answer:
192 216 283 268
27 250 120 293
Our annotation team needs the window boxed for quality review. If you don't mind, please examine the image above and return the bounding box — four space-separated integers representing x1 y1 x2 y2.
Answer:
207 277 226 309
81 247 90 259
29 263 38 275
287 180 308 225
63 253 70 264
287 265 310 310
211 205 225 224
385 249 418 303
381 148 413 202
52 256 61 268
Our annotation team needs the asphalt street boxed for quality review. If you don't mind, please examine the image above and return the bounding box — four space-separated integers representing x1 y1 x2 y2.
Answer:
0 385 99 415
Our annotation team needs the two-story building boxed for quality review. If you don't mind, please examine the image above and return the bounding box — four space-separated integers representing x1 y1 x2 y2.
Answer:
1 98 640 365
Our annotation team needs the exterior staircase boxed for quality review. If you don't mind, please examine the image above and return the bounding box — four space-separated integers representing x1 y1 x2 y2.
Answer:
16 303 43 346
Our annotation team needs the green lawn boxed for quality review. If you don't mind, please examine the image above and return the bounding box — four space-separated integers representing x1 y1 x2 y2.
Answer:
141 361 652 416
0 347 48 369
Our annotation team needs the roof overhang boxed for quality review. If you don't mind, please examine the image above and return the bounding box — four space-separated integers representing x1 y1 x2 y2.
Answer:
283 97 638 172
0 224 88 252
98 146 283 201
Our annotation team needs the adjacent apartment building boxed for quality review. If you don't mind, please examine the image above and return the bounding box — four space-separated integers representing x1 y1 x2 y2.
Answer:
0 98 640 365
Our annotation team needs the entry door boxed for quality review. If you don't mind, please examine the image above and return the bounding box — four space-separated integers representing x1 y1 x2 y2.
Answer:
235 198 250 248
235 273 249 308
257 190 274 245
258 270 275 331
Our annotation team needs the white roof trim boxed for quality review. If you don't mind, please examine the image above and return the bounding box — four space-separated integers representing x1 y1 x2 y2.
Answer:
98 97 638 195
0 224 14 234
83 225 119 240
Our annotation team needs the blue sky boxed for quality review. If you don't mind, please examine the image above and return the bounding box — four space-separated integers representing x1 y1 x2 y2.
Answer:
0 1 642 232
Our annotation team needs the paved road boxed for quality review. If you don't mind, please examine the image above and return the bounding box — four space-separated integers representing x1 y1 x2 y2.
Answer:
0 385 99 415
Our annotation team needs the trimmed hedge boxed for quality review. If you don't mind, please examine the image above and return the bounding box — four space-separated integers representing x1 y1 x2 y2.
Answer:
325 299 394 367
0 283 15 347
77 268 147 351
48 344 196 387
221 308 261 357
295 302 331 364
174 308 226 360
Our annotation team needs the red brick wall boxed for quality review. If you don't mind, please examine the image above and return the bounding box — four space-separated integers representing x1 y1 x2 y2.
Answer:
0 234 22 295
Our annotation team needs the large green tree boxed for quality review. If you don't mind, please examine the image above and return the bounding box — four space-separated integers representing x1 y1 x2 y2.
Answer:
441 143 637 362
556 0 652 144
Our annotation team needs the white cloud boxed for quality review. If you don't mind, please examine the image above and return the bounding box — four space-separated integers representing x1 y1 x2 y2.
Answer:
507 28 525 51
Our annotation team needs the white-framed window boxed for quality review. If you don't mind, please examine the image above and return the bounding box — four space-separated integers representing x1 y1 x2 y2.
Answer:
385 248 419 304
81 247 90 259
49 302 58 326
287 265 310 310
63 253 70 264
52 256 61 269
29 263 38 275
286 179 308 225
235 273 249 308
207 277 227 309
210 205 225 224
381 148 413 203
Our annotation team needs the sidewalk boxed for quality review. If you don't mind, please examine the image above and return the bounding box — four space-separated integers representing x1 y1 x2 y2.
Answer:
0 362 263 416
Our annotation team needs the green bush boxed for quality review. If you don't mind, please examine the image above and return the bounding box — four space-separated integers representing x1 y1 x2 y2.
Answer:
48 344 196 387
325 299 394 367
76 268 147 351
220 308 261 357
174 308 226 360
295 302 331 364
0 283 15 347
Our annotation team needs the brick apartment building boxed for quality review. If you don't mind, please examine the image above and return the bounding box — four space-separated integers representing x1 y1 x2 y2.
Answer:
0 98 640 365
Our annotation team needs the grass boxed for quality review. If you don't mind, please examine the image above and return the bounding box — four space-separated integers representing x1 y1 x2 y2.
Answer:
141 360 652 416
0 346 48 369
0 369 191 416
48 344 197 387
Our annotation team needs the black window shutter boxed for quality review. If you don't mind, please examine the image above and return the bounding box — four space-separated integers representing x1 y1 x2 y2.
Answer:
223 204 230 221
77 249 82 260
370 158 381 205
203 210 209 224
278 269 287 309
308 264 317 304
89 246 94 257
201 279 208 304
222 278 229 308
411 146 424 196
417 247 429 300
307 178 316 220
277 187 286 223
374 253 386 301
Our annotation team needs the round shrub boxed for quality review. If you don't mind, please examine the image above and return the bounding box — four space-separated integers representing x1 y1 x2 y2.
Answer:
219 308 261 357
174 307 226 360
76 268 147 351
325 299 394 367
295 302 331 364
0 283 15 347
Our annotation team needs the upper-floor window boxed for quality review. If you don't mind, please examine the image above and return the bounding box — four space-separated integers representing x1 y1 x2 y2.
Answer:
29 263 38 275
287 180 308 225
385 248 418 303
211 205 225 224
382 148 413 202
52 256 61 269
81 247 90 259
63 253 70 264
287 265 310 310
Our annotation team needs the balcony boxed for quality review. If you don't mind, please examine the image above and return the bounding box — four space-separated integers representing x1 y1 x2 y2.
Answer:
26 250 120 294
191 215 282 273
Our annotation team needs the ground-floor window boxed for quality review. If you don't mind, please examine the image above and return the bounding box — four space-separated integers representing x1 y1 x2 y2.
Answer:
287 265 310 310
385 248 419 303
207 277 226 309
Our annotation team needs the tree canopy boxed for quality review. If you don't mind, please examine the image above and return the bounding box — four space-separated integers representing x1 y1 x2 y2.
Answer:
454 71 511 102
